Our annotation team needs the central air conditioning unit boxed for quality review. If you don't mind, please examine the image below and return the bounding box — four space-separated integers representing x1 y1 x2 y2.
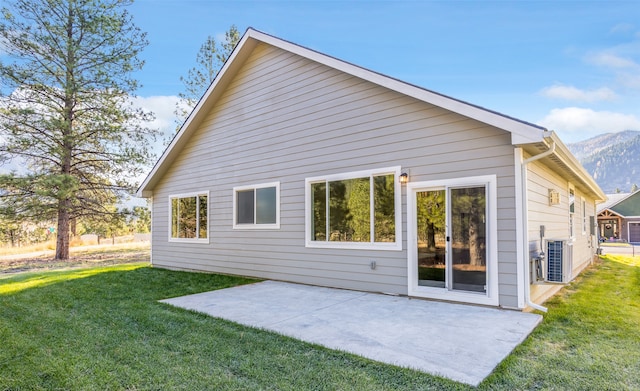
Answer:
546 240 573 283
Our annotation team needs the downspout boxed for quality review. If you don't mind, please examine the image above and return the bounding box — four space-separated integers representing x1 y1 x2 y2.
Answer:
520 137 556 313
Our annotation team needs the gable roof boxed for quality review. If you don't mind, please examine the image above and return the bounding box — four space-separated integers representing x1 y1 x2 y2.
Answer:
137 28 603 201
600 190 640 217
597 192 630 213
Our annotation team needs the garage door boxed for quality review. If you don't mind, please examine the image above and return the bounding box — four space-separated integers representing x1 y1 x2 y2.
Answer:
630 223 640 243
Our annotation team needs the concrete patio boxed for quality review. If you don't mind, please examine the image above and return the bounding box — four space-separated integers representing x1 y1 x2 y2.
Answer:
160 280 542 386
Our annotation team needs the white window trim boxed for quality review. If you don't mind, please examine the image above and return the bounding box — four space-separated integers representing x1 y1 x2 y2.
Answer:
233 182 280 230
568 183 576 241
168 191 210 243
407 175 499 306
581 197 587 235
305 166 402 251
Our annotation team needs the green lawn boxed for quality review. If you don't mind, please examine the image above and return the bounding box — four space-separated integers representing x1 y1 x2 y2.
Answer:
0 256 638 390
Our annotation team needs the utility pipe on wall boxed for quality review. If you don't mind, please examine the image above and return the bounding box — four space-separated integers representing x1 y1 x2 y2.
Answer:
520 135 556 313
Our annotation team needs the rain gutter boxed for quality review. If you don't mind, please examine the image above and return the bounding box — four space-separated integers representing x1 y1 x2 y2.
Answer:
520 132 556 313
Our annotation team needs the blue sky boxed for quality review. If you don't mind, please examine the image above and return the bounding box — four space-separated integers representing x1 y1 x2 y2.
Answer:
128 0 640 145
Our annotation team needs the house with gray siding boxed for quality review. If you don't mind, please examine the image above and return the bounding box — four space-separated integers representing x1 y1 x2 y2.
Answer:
597 190 640 243
138 28 605 310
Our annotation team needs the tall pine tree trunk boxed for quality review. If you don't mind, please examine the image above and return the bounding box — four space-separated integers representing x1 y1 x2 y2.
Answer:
56 198 71 260
55 4 75 262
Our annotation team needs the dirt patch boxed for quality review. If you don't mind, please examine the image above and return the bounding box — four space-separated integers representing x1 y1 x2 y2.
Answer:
0 249 150 274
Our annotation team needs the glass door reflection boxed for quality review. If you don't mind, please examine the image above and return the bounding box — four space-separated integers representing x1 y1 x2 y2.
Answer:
416 190 446 288
450 187 487 293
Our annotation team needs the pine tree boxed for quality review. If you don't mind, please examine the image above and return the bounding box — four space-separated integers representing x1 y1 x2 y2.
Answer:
174 25 240 130
0 0 158 260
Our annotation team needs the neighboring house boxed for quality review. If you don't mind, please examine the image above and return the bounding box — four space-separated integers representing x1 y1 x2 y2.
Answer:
597 190 640 243
137 29 605 310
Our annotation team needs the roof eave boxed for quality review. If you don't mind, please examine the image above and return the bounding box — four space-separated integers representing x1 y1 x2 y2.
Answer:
544 132 606 202
598 208 626 218
136 28 563 197
552 132 606 202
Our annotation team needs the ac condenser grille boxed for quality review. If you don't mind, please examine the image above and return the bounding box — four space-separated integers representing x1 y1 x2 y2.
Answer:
547 240 564 283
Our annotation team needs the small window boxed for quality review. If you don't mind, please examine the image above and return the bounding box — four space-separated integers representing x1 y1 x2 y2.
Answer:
169 192 208 242
582 197 587 235
306 167 402 250
569 187 575 239
569 189 575 214
233 182 280 229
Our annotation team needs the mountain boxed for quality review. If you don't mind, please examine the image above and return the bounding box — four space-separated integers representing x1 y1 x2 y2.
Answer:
567 130 640 194
567 130 640 161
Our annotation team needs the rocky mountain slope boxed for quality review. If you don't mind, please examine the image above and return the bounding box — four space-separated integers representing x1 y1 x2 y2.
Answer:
567 130 640 194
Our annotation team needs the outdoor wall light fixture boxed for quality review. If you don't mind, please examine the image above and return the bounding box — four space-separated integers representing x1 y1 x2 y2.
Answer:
548 189 560 206
399 172 408 184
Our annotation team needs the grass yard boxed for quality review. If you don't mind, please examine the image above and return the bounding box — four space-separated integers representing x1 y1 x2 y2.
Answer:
0 255 638 390
485 254 640 390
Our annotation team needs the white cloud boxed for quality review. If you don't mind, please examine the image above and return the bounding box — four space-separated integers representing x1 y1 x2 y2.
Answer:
538 107 640 141
610 23 635 35
617 72 640 89
130 95 185 161
579 32 640 92
126 95 183 186
540 84 617 102
131 95 180 132
588 52 638 69
540 33 640 111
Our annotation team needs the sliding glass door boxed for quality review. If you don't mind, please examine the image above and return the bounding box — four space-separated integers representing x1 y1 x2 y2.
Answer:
414 185 487 294
416 189 446 288
449 186 486 293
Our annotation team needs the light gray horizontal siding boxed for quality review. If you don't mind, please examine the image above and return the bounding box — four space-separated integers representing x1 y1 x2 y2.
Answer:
150 42 519 305
527 158 597 281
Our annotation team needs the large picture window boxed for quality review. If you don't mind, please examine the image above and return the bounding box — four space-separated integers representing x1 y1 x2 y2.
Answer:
306 167 401 250
233 182 280 229
169 192 208 242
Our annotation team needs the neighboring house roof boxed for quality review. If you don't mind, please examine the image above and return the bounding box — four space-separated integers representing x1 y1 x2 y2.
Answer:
137 28 605 202
599 190 640 217
597 193 630 213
